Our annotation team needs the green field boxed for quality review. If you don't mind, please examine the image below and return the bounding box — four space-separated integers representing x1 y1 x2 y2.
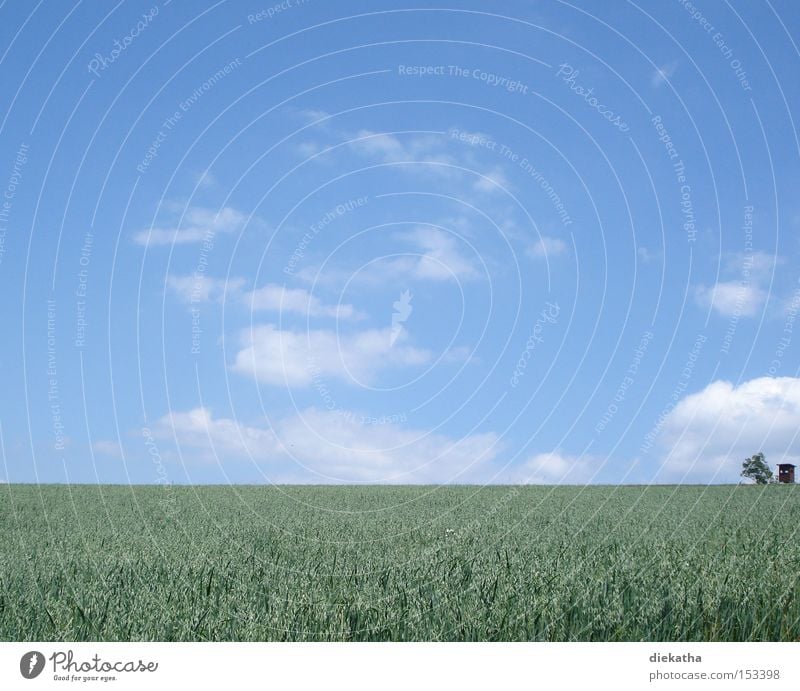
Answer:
1 484 798 641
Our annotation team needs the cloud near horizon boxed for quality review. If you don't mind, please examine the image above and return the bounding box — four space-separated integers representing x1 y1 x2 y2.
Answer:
128 374 800 485
509 452 601 484
147 406 501 483
654 376 800 482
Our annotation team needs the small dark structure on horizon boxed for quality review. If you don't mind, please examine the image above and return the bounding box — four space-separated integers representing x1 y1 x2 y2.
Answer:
777 463 796 484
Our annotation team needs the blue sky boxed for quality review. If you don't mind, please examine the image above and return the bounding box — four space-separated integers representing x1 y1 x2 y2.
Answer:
1 0 800 484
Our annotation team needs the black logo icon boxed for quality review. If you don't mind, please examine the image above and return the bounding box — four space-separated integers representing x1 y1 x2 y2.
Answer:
20 651 45 679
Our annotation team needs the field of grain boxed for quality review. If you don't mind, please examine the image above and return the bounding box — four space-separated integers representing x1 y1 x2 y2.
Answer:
1 484 798 641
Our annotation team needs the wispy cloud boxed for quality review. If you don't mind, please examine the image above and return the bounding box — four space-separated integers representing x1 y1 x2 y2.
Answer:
168 276 362 320
148 406 501 482
473 166 511 194
510 451 599 484
194 170 216 189
349 130 451 167
637 246 657 263
695 281 766 318
301 126 511 195
404 227 480 281
527 236 568 259
93 439 123 457
695 251 777 318
651 61 678 88
152 407 282 463
231 324 431 387
295 226 481 287
277 407 500 482
299 108 331 123
167 275 245 303
244 284 363 320
134 206 250 246
364 227 480 283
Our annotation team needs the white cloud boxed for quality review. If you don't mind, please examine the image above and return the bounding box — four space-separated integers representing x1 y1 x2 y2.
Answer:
654 376 800 482
244 284 362 320
410 227 479 281
298 226 481 286
300 109 331 123
148 406 501 482
696 251 777 318
384 226 479 281
279 408 500 482
321 128 512 193
473 166 511 194
349 131 511 196
441 345 475 364
349 130 452 168
695 281 766 317
510 452 599 484
351 130 410 162
134 206 249 246
168 275 245 303
93 439 123 457
637 246 656 263
725 250 778 276
195 170 216 189
167 276 361 319
651 62 678 88
152 407 282 463
231 324 431 387
527 236 568 259
296 141 322 158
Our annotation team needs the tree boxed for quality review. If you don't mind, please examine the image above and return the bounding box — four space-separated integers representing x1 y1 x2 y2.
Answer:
741 452 773 485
